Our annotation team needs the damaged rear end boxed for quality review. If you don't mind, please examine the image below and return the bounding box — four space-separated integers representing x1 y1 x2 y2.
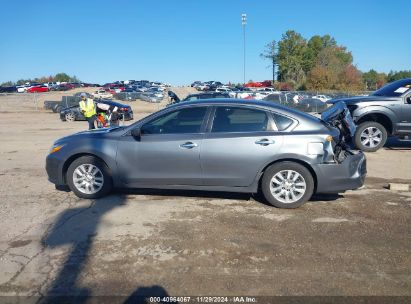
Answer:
313 102 367 193
321 101 358 163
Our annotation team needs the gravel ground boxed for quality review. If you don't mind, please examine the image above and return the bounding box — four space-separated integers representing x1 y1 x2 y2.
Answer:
0 90 410 300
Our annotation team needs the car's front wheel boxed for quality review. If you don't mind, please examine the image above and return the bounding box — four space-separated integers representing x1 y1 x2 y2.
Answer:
354 121 387 152
261 162 314 208
66 156 112 199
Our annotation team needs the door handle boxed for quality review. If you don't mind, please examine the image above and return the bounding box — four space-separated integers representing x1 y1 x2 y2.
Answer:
179 142 198 149
255 139 275 146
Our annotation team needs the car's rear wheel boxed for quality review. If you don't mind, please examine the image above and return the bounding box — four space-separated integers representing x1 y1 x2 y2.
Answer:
355 121 387 152
65 112 76 122
261 162 314 208
66 156 112 199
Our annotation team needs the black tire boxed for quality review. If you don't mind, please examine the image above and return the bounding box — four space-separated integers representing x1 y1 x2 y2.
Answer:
66 156 112 199
55 105 62 113
354 121 387 152
52 104 59 113
261 162 314 209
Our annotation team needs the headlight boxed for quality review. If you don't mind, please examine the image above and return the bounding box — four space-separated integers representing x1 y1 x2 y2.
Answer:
49 144 65 154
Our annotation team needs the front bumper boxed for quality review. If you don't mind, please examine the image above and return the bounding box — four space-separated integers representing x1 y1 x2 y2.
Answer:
313 150 366 193
46 153 65 186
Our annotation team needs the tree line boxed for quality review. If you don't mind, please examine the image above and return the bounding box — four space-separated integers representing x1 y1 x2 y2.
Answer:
261 30 411 92
1 73 80 87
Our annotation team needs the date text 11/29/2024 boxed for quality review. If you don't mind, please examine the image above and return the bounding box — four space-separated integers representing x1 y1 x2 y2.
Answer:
148 296 257 303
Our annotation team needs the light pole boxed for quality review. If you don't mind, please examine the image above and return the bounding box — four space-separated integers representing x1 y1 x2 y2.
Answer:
241 13 247 85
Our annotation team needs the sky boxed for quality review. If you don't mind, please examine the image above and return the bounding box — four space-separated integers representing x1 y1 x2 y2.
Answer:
0 0 410 85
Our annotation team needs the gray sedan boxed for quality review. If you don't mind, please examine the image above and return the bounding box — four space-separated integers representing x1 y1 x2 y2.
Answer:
46 99 366 208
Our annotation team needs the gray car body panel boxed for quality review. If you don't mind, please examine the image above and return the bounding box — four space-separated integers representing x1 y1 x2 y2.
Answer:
46 99 366 195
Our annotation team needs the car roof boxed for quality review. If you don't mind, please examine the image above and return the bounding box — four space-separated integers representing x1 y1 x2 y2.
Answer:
96 99 129 107
169 98 284 109
168 98 321 121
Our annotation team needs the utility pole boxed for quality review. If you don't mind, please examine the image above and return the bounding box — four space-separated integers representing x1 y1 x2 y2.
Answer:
241 13 247 85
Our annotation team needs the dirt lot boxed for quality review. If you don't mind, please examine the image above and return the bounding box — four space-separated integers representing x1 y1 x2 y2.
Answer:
0 89 410 300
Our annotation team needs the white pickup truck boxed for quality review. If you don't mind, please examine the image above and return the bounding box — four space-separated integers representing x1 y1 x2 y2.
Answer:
92 90 113 99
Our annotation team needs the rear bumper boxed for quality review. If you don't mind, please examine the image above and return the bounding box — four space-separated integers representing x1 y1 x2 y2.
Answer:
313 150 366 193
123 111 133 121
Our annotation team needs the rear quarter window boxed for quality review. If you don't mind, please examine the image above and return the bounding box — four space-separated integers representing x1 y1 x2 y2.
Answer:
272 113 294 131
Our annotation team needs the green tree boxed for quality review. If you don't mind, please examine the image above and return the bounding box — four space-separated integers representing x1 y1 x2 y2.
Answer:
54 72 71 82
70 75 81 83
387 70 411 82
16 79 27 85
336 64 363 92
260 40 278 83
1 81 14 86
307 45 358 91
303 35 337 73
276 30 307 88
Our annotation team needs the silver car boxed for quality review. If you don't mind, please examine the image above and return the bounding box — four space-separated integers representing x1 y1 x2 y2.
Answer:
46 99 366 208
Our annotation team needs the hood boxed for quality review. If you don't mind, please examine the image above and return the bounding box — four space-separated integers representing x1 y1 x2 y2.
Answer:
54 127 124 144
328 95 399 105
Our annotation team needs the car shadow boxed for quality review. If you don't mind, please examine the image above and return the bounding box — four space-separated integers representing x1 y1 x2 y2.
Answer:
384 137 411 150
116 188 342 207
40 195 127 303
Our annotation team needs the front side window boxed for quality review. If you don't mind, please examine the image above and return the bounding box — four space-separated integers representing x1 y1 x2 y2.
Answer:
141 107 207 134
211 107 269 133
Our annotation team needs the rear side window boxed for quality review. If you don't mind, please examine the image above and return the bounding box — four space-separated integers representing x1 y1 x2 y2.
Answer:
272 113 293 131
211 107 269 133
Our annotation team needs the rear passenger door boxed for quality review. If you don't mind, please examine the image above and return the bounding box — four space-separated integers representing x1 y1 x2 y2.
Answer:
200 106 284 187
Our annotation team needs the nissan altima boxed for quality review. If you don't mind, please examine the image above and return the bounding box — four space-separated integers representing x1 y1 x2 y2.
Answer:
46 99 366 208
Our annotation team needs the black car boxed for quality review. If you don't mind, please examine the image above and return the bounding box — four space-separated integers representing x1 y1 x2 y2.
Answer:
328 78 411 151
0 86 17 93
60 100 133 122
44 92 94 113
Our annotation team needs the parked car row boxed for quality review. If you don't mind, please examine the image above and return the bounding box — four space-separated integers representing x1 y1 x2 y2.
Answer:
169 88 333 113
104 80 168 103
0 82 100 93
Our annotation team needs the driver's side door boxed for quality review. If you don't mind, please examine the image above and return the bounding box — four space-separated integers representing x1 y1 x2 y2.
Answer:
119 106 209 187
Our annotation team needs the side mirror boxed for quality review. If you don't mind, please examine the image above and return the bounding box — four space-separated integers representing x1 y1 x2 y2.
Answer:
131 128 141 140
407 96 411 104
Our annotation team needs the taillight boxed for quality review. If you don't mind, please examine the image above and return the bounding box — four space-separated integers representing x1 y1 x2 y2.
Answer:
121 107 129 112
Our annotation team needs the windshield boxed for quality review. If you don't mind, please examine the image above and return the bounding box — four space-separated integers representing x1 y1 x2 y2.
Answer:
372 79 411 97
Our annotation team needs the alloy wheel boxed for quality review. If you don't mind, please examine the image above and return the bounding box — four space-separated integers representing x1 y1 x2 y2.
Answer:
360 127 382 148
270 170 307 204
72 164 104 194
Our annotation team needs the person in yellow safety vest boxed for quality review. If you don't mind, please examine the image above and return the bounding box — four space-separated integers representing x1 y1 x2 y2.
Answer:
79 93 97 130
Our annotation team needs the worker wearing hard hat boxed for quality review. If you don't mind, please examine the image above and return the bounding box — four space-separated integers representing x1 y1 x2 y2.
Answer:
79 93 97 130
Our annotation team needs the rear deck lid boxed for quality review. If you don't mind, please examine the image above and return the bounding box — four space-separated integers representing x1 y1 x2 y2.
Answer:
321 101 356 138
